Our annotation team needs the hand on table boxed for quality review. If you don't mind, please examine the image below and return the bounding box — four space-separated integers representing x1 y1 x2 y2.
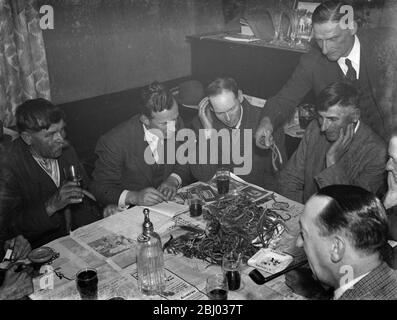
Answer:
126 188 167 206
255 117 274 149
0 264 33 300
102 204 124 218
158 176 179 201
4 235 31 261
326 124 355 167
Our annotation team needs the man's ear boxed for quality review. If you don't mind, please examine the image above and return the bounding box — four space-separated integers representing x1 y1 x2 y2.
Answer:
20 131 32 146
237 90 244 103
330 235 345 263
139 114 150 126
351 108 360 123
350 21 358 36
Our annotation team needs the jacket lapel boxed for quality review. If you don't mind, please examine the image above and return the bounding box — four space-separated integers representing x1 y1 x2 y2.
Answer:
132 118 155 185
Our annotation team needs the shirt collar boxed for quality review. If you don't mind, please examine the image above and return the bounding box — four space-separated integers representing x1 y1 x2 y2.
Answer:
333 270 369 300
142 124 162 155
338 35 360 67
234 104 243 129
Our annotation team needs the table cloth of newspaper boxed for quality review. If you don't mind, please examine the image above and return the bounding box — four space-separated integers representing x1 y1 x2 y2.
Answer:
29 174 306 300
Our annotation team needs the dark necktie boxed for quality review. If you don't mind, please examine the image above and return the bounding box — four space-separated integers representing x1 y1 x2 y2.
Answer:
345 58 357 82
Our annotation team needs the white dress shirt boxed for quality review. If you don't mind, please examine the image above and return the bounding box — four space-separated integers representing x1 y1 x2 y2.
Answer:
32 155 60 188
337 35 361 79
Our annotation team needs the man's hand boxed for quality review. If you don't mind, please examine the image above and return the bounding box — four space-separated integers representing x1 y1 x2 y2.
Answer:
198 97 214 130
0 264 33 300
326 124 355 167
158 176 179 201
255 117 274 149
45 181 84 216
102 205 124 218
4 235 31 261
126 188 167 206
384 171 397 209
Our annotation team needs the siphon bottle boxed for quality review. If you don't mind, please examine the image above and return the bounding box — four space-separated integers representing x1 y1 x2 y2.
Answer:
136 208 166 295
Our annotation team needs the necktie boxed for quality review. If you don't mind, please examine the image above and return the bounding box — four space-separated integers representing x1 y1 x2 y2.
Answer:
345 58 357 82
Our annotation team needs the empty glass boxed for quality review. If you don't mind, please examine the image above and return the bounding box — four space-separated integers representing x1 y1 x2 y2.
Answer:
206 273 228 300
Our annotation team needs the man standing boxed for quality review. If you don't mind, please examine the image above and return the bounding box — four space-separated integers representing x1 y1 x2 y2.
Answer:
0 99 102 248
296 185 397 300
91 81 189 207
255 0 397 153
279 81 386 203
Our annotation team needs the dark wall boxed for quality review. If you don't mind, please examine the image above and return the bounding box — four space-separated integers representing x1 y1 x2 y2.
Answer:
39 0 226 105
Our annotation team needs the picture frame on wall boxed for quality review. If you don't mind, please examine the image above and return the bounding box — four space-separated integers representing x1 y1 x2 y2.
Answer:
295 1 321 40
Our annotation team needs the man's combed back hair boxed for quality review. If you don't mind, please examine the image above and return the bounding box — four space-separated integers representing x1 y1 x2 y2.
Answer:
317 81 359 112
141 81 174 118
16 98 65 133
316 185 389 255
312 0 354 25
206 77 239 98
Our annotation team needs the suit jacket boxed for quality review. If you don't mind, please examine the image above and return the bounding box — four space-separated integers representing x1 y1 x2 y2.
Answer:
91 114 190 205
339 263 397 300
0 138 101 249
180 99 278 189
261 28 397 142
279 121 387 203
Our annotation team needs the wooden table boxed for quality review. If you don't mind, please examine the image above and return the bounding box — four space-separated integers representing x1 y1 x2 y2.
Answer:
30 179 305 300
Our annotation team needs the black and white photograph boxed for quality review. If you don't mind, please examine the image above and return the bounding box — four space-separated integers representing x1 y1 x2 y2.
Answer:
0 0 397 307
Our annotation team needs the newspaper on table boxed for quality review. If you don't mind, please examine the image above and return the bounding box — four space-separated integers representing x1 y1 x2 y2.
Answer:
29 236 140 300
29 175 305 300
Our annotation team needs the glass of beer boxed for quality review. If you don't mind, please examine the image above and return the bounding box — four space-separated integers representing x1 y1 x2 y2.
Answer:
206 273 228 300
188 197 203 217
76 268 98 300
222 251 242 291
216 168 230 195
298 103 316 129
64 164 83 186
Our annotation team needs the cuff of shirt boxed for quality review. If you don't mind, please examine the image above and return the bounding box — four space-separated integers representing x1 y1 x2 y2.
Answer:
118 190 131 209
170 173 182 188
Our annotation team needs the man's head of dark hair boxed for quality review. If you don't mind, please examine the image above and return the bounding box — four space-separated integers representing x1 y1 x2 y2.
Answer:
140 81 175 118
315 185 389 256
317 81 359 112
16 98 65 133
312 1 354 25
206 78 239 98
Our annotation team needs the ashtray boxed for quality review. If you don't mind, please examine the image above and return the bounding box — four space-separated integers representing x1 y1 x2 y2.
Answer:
28 246 56 265
248 248 293 274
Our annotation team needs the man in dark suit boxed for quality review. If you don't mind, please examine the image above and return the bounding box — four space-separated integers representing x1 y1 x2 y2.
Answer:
295 185 397 300
91 81 190 207
172 77 277 189
255 0 397 154
0 99 102 248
